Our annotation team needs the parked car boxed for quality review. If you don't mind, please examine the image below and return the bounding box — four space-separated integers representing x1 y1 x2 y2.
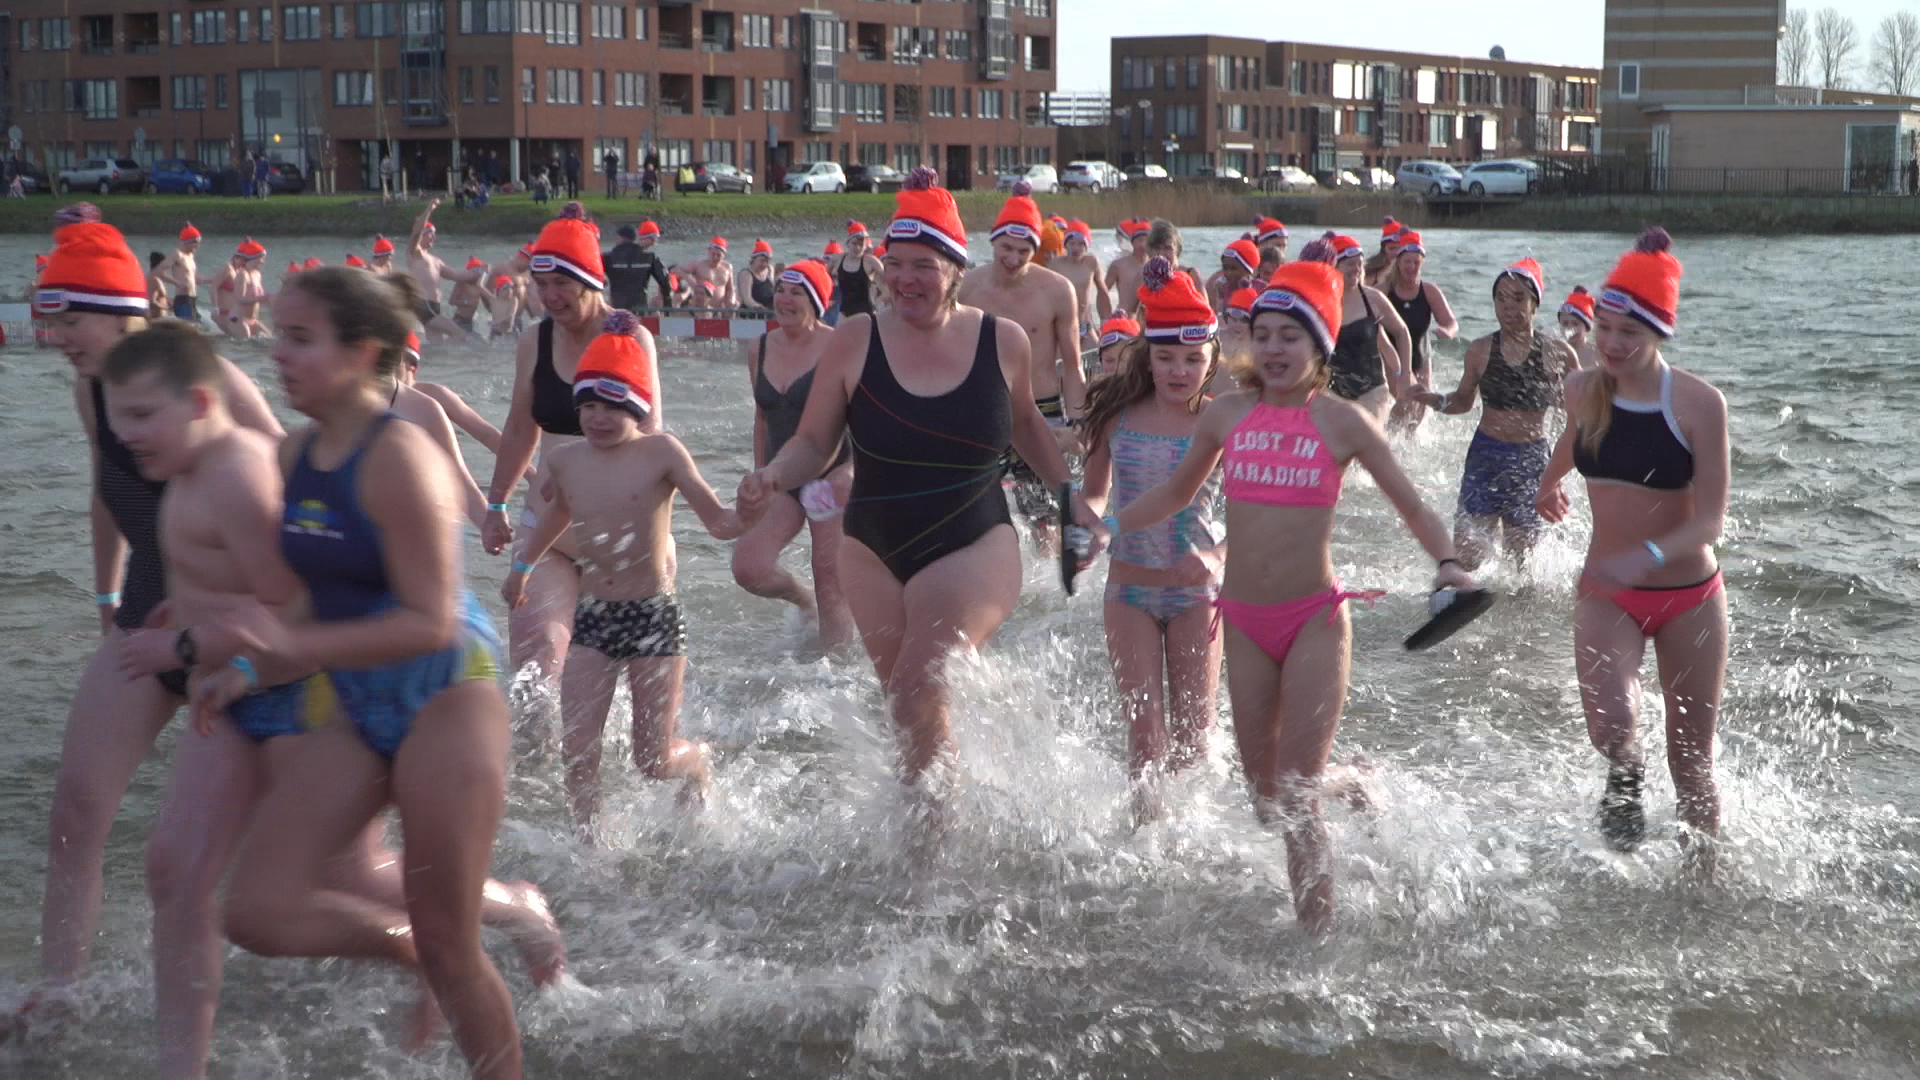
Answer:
1121 163 1172 184
846 163 904 193
57 157 146 195
4 160 49 194
1060 160 1124 193
264 161 306 194
1459 159 1540 196
1314 168 1365 189
784 161 846 193
675 161 754 194
146 158 214 195
1188 165 1252 190
1395 159 1463 196
996 163 1059 194
1260 165 1319 193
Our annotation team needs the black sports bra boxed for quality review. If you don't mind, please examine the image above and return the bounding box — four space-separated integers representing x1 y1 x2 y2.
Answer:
1573 366 1694 491
529 317 583 436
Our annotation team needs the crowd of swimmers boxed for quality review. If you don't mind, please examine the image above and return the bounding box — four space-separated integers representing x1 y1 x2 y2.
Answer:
17 170 1729 1077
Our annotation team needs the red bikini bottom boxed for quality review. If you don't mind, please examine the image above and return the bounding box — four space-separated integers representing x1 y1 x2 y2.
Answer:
1214 584 1384 665
1586 571 1723 637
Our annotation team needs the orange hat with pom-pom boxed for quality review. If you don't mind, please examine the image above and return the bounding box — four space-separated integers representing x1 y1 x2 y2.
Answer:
1226 286 1258 320
1395 231 1426 256
824 240 843 256
778 260 834 317
572 310 655 420
285 261 301 276
1136 257 1217 345
1495 257 1545 304
1066 220 1092 242
1224 239 1260 275
1254 259 1346 357
304 257 323 270
1255 218 1288 245
1381 216 1405 242
34 222 149 316
529 205 606 290
1559 286 1596 329
236 237 266 260
1324 232 1364 263
466 255 486 269
1097 314 1141 350
179 222 201 242
404 332 422 367
845 219 869 238
888 167 968 265
345 253 368 268
492 273 513 290
637 220 661 238
371 234 394 256
1599 227 1682 337
990 182 1044 245
752 238 773 256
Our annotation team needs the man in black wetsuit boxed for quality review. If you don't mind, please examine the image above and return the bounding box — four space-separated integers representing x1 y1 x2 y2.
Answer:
603 222 674 312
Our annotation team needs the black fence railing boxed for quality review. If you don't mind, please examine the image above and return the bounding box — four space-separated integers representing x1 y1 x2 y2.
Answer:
1535 161 1913 197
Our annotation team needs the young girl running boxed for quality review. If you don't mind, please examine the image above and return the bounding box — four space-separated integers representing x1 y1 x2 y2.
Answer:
1081 259 1226 825
1112 258 1476 935
1536 229 1729 869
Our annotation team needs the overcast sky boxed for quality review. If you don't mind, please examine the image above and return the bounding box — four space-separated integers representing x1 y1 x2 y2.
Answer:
1055 1 1914 91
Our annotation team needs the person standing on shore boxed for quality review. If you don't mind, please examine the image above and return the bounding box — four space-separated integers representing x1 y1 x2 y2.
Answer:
602 147 620 198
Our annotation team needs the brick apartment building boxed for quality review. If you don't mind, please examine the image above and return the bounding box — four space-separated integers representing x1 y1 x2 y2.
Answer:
1109 35 1599 177
0 0 1058 192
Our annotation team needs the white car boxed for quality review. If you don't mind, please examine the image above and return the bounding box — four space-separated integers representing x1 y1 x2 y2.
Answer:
1059 161 1123 193
996 163 1059 194
784 161 846 194
1459 159 1540 196
1395 160 1463 196
1261 165 1318 193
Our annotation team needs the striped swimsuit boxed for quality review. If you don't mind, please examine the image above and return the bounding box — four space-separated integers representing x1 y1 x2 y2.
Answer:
1105 411 1222 626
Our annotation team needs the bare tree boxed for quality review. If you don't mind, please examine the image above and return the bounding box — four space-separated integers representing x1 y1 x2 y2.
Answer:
1869 10 1920 95
1780 8 1813 86
1814 7 1860 88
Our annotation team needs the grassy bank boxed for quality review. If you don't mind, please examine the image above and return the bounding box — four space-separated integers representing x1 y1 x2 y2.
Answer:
14 186 1918 239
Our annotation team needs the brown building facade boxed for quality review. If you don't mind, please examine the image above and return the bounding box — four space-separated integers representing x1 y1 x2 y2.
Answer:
1109 35 1599 177
1598 0 1785 161
1 0 1058 192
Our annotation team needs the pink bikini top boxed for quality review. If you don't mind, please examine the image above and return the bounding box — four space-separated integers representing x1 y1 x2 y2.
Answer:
1221 399 1343 508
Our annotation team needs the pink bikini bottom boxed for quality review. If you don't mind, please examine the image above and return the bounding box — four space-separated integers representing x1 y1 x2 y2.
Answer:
1214 584 1384 665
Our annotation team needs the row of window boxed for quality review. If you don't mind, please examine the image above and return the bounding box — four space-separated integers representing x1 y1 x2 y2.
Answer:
1119 52 1596 115
15 76 235 117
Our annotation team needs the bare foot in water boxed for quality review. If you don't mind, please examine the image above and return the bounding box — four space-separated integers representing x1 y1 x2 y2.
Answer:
675 742 713 810
402 980 447 1054
486 880 569 988
0 987 80 1043
1130 774 1168 830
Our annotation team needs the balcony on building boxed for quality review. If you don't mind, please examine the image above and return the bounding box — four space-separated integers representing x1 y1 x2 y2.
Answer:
126 13 162 55
129 76 164 119
856 23 885 62
82 15 114 56
701 76 735 116
658 7 693 49
699 12 732 52
659 73 693 115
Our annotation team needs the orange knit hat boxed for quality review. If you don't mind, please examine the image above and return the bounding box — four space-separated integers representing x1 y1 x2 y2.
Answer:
179 222 201 242
1321 232 1364 264
285 261 301 276
404 332 422 367
1253 260 1346 357
466 255 486 269
1559 286 1596 329
778 260 834 317
1136 257 1217 344
236 237 266 260
637 220 661 238
1495 257 1545 304
1255 218 1288 245
708 235 729 252
572 310 655 420
824 241 844 256
1097 314 1141 350
371 234 394 256
529 205 606 290
845 219 869 238
990 183 1044 246
34 222 149 316
1395 231 1426 256
1599 227 1681 337
1224 239 1260 275
1066 219 1092 242
1381 216 1405 241
1226 286 1258 320
345 253 368 268
751 238 773 256
888 167 968 265
303 257 323 270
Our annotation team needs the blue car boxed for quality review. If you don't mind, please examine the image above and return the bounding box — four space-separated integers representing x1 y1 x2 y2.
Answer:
147 159 213 195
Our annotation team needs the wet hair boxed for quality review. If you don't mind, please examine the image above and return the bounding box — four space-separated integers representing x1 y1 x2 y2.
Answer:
282 266 425 379
1079 336 1215 450
102 319 222 395
1145 219 1182 259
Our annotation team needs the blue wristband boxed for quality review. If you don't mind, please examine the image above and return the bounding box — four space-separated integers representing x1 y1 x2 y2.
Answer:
96 591 120 606
511 560 534 574
487 502 509 514
230 655 259 690
1102 515 1118 535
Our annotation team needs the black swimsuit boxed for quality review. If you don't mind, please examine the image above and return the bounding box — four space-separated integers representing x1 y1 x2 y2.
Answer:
835 258 875 318
750 275 776 309
1329 290 1385 400
843 315 1013 583
90 380 188 697
753 335 850 494
1389 281 1434 375
529 317 584 436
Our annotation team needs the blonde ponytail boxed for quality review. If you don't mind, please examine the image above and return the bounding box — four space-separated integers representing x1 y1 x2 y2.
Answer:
1576 367 1615 456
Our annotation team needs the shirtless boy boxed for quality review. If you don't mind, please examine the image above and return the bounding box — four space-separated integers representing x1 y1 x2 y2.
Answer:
407 200 485 340
216 239 270 339
505 312 742 837
153 224 206 324
449 256 490 333
368 234 397 275
102 324 564 1077
1104 220 1151 322
956 187 1084 544
1204 238 1260 314
1050 220 1110 349
676 238 737 308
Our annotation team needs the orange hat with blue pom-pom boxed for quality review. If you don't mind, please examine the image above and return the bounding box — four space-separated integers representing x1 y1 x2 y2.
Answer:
572 310 655 420
1136 257 1216 344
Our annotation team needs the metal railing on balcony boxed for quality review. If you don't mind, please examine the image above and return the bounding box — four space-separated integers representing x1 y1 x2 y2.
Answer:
701 102 732 116
659 32 692 49
659 98 691 116
129 38 160 54
701 34 732 52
